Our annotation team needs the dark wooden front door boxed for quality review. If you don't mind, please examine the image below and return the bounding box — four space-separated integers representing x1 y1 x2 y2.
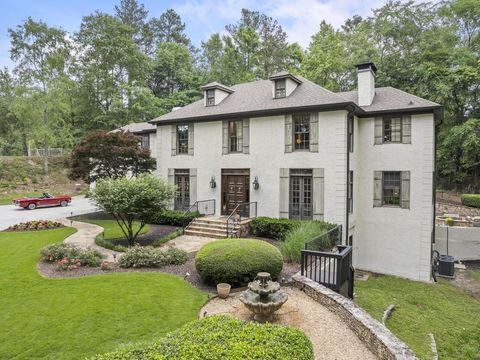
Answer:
221 169 249 216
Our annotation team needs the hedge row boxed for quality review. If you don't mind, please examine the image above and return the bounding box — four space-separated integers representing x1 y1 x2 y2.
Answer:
250 217 302 240
251 216 335 240
92 316 314 360
146 210 201 227
461 194 480 208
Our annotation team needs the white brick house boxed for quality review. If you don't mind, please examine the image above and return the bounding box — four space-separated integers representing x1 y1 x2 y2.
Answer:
143 63 442 282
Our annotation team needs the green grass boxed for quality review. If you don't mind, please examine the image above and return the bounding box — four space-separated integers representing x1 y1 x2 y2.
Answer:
0 228 207 359
82 219 150 240
355 275 480 359
467 269 480 282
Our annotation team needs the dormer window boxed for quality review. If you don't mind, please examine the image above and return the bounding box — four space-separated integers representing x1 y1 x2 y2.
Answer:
275 79 286 98
201 82 234 107
206 89 215 106
269 71 302 99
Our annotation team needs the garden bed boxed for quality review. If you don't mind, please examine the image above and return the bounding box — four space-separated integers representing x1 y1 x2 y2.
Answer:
38 250 300 291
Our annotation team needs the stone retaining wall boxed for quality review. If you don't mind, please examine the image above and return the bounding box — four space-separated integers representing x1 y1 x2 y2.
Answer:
291 274 417 360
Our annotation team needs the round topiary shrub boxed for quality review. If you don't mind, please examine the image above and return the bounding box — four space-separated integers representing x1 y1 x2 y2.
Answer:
93 315 314 360
195 238 283 287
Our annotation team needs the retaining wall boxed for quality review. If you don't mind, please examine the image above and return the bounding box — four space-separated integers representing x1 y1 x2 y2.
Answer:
291 274 417 360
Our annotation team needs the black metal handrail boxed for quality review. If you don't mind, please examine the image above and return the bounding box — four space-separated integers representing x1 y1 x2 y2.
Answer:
300 245 353 298
181 199 216 230
225 201 258 237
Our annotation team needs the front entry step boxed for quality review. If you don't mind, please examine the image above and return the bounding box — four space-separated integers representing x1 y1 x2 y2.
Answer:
184 216 251 239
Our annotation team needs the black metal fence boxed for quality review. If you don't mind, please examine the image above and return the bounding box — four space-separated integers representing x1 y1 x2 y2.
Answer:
301 225 354 299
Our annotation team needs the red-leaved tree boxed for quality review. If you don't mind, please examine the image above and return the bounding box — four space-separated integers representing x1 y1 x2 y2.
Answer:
69 130 156 183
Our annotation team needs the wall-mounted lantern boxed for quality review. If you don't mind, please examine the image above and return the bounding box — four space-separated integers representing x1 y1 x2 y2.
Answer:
252 176 260 190
210 176 217 189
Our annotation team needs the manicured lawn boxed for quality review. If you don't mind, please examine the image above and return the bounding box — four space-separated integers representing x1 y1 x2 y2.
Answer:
80 219 150 240
355 275 480 359
0 228 207 359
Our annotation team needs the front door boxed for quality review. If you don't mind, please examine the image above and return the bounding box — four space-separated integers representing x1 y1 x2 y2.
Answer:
290 169 313 220
174 169 190 210
221 169 249 216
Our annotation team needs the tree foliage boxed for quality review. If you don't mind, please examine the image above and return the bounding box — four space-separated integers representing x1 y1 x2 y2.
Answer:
90 174 175 245
0 0 478 190
69 130 155 183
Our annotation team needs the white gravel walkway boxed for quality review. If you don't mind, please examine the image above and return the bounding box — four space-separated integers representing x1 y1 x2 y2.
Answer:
201 286 377 360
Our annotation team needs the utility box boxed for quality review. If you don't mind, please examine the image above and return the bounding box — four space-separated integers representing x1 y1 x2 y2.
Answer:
438 255 455 278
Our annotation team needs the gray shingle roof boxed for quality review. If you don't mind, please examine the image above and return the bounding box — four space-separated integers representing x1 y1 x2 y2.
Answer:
149 78 442 124
337 87 440 113
200 82 235 93
150 76 347 123
115 122 156 134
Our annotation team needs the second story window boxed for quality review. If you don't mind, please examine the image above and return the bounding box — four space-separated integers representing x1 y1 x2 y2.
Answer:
228 120 243 152
383 117 402 143
275 79 286 98
176 124 189 154
293 113 310 150
206 89 215 106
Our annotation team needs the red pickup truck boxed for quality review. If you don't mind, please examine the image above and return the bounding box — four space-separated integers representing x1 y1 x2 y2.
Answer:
12 193 72 210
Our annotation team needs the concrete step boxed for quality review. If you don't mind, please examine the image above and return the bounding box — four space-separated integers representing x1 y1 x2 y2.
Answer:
190 220 229 230
184 229 231 238
186 225 234 236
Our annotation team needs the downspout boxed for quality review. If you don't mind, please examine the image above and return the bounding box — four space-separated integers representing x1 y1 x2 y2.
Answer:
431 108 443 281
345 108 355 245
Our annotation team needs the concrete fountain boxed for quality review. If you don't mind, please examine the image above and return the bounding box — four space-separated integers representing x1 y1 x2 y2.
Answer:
239 272 288 322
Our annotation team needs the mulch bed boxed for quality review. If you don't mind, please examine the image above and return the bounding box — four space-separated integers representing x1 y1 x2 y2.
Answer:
110 224 179 247
37 252 300 293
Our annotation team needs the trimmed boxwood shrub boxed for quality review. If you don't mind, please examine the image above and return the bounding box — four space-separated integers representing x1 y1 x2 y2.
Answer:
146 209 201 226
195 239 283 286
251 217 301 240
92 315 314 360
461 194 480 208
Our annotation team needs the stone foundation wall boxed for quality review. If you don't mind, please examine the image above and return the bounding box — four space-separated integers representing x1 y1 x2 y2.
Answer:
291 274 417 360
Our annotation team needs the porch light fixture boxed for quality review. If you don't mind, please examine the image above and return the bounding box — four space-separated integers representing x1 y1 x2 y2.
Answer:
210 176 217 189
252 176 260 190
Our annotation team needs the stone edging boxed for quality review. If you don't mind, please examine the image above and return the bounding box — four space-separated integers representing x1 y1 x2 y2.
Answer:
291 274 417 360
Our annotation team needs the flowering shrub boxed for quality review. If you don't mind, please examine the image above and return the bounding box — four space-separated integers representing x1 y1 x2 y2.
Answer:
40 243 104 267
57 258 81 271
7 220 65 232
100 261 115 270
118 246 188 268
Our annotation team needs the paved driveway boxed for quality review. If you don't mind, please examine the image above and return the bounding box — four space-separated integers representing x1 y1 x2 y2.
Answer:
0 196 98 231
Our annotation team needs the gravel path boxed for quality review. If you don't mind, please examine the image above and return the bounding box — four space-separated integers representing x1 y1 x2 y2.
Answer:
201 287 377 360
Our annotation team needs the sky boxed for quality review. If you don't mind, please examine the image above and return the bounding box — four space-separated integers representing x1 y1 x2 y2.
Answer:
0 0 387 69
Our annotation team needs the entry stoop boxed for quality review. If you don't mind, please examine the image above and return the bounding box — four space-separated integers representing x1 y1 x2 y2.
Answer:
184 216 251 238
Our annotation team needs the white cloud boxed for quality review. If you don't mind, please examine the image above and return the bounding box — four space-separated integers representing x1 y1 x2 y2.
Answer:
266 0 387 47
175 0 388 48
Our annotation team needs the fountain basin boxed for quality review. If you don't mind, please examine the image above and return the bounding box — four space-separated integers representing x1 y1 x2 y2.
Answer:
239 272 289 323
